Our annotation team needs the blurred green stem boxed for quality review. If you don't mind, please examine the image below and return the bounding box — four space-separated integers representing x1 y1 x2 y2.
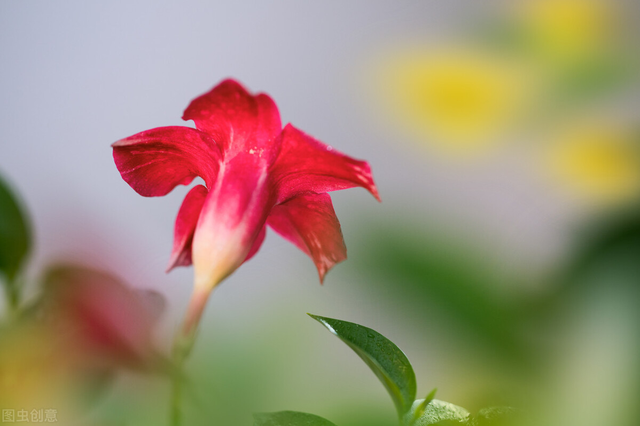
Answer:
3 276 20 316
170 337 189 426
169 287 212 426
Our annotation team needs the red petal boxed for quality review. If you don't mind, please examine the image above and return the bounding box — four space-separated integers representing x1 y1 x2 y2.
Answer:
167 185 208 272
270 124 381 203
182 79 282 157
267 193 346 283
244 225 266 263
112 126 221 196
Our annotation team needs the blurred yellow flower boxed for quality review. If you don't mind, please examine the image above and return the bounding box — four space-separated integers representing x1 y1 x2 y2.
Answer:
519 0 614 60
375 48 532 155
544 124 640 204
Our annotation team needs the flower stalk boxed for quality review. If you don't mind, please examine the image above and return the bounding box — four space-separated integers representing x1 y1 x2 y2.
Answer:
169 286 214 426
3 276 21 316
170 336 188 426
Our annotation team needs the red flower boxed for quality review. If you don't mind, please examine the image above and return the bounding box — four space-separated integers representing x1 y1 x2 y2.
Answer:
112 80 379 321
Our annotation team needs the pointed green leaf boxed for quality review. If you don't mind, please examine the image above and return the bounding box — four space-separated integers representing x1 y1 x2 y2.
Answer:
0 174 31 300
411 388 438 424
309 314 417 417
403 399 469 426
253 411 337 426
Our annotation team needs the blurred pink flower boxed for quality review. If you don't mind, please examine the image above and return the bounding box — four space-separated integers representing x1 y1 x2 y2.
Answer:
112 79 379 303
41 265 165 371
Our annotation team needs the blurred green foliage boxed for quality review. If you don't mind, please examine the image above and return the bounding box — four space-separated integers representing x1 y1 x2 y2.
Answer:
345 209 640 425
0 173 31 307
353 224 528 364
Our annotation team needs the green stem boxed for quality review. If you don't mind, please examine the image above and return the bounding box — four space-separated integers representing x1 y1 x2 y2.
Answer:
4 275 20 316
170 340 188 426
169 287 212 426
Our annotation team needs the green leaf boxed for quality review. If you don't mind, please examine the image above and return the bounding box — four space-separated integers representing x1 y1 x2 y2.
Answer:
403 399 469 426
0 174 31 302
468 407 518 426
309 314 417 418
410 388 438 424
253 411 337 426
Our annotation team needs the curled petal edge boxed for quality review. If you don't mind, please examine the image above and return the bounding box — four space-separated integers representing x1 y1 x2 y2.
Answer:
267 192 347 283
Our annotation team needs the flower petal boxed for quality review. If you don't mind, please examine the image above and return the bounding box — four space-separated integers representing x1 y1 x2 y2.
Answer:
270 124 381 203
112 126 221 196
167 185 208 272
182 79 282 157
190 153 273 290
267 193 346 283
244 225 266 263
